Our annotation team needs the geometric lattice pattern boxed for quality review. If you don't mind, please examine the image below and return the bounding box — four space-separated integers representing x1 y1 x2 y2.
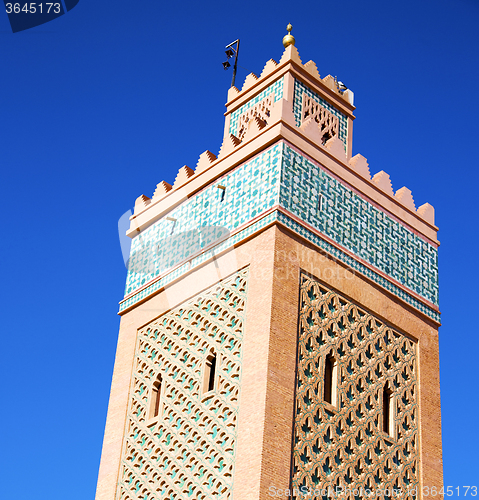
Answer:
228 78 284 137
117 269 248 500
292 275 418 497
293 79 348 149
302 93 339 144
236 94 275 141
280 144 439 306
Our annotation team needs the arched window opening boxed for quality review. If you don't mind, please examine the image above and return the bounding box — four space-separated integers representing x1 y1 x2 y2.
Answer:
150 375 162 419
324 353 337 406
383 384 393 436
203 352 217 394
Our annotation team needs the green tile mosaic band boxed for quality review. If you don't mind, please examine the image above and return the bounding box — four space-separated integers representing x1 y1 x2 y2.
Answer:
279 144 439 306
120 211 278 313
121 142 439 321
121 208 439 323
125 144 282 297
228 77 284 137
276 211 440 323
293 79 348 149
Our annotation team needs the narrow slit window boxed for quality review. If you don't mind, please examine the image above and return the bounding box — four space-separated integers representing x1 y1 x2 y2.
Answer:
218 185 226 202
166 217 177 235
150 376 162 419
383 384 393 436
324 353 337 406
318 194 323 212
203 352 217 393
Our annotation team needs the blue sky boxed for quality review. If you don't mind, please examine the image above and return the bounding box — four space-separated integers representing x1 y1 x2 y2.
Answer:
1 0 477 498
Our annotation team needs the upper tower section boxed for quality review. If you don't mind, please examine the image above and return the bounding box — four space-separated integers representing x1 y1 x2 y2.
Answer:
223 40 355 159
128 30 435 241
123 30 439 323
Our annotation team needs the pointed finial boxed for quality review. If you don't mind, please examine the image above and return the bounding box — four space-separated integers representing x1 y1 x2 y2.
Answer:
282 23 295 48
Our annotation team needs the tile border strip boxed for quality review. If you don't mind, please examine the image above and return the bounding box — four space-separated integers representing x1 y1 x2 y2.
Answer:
119 210 278 313
119 210 440 324
275 211 440 323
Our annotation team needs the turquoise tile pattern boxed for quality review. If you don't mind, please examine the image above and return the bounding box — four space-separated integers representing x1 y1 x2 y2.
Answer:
119 211 278 312
228 77 284 137
124 144 282 297
293 79 348 149
121 143 439 322
279 144 439 307
276 212 440 323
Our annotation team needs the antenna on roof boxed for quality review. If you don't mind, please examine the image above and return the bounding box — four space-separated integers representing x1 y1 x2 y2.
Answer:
223 39 240 88
334 76 348 94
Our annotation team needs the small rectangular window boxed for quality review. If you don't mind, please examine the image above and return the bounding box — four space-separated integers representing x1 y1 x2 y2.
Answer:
149 376 162 419
208 355 216 391
153 385 161 417
324 353 337 406
318 194 323 212
203 353 217 393
166 217 177 235
383 385 393 436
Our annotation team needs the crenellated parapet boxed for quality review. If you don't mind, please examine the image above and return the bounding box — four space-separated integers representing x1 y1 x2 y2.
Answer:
129 43 436 236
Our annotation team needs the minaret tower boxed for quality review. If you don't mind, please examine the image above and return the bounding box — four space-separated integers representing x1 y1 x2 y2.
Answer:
96 27 443 500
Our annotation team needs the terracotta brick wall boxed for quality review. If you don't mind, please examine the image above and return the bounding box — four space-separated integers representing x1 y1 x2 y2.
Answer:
255 226 442 497
95 223 442 500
